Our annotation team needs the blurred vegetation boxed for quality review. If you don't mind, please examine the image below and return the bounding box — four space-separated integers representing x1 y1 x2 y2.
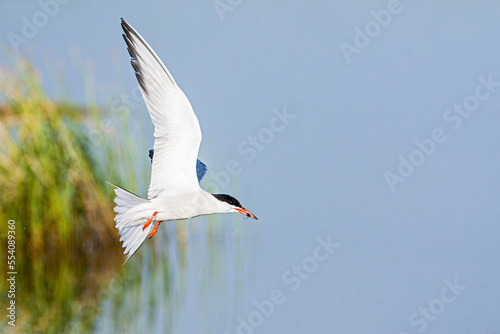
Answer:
0 60 134 333
0 60 246 334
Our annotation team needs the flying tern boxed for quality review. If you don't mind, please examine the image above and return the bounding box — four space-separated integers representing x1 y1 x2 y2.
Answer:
109 19 257 262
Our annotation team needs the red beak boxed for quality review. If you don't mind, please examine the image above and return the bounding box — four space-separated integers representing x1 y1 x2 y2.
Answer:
235 208 258 220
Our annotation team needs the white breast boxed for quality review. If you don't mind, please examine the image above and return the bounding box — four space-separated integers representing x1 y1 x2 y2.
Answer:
151 189 221 221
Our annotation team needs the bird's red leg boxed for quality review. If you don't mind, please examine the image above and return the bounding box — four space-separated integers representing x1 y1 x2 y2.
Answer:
149 221 162 238
143 211 158 231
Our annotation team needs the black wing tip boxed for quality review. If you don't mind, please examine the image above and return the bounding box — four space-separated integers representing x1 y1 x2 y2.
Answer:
121 19 136 45
130 62 149 95
121 18 140 42
121 18 130 31
121 22 149 95
127 46 134 58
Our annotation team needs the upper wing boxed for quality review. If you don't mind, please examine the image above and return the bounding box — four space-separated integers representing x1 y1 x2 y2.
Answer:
121 19 202 199
149 149 207 183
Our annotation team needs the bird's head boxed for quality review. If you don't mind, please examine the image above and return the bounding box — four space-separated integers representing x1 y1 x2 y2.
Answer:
212 194 258 220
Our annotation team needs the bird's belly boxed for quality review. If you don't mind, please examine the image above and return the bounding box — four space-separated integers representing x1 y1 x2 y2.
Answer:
152 196 208 221
155 208 197 221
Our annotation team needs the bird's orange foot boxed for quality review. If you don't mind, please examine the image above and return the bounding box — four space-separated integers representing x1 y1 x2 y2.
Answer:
143 211 158 231
149 220 162 238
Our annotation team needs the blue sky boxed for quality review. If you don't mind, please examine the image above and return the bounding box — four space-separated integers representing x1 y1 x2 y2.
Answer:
2 1 500 333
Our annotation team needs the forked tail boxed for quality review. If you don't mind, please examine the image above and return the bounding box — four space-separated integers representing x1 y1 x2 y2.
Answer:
108 182 155 263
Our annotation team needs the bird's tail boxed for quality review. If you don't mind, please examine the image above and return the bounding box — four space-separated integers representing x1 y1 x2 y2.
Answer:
108 182 155 263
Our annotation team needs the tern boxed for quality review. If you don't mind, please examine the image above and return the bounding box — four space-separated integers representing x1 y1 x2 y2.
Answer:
109 19 258 262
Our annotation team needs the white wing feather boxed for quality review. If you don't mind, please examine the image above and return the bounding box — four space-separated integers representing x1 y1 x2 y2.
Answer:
122 19 202 199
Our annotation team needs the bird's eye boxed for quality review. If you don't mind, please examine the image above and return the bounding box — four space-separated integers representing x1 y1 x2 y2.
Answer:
246 213 250 217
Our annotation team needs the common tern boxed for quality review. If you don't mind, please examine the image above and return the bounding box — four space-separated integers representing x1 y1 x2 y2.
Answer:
109 19 257 262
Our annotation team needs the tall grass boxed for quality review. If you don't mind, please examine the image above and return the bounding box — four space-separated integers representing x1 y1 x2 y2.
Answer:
0 60 129 332
0 61 118 254
0 59 243 333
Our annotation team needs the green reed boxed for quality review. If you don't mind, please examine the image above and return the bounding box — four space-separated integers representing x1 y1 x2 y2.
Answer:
0 60 136 333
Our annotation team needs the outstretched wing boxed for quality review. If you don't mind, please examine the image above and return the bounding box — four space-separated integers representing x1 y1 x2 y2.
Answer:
196 159 208 183
149 149 207 183
122 19 202 199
